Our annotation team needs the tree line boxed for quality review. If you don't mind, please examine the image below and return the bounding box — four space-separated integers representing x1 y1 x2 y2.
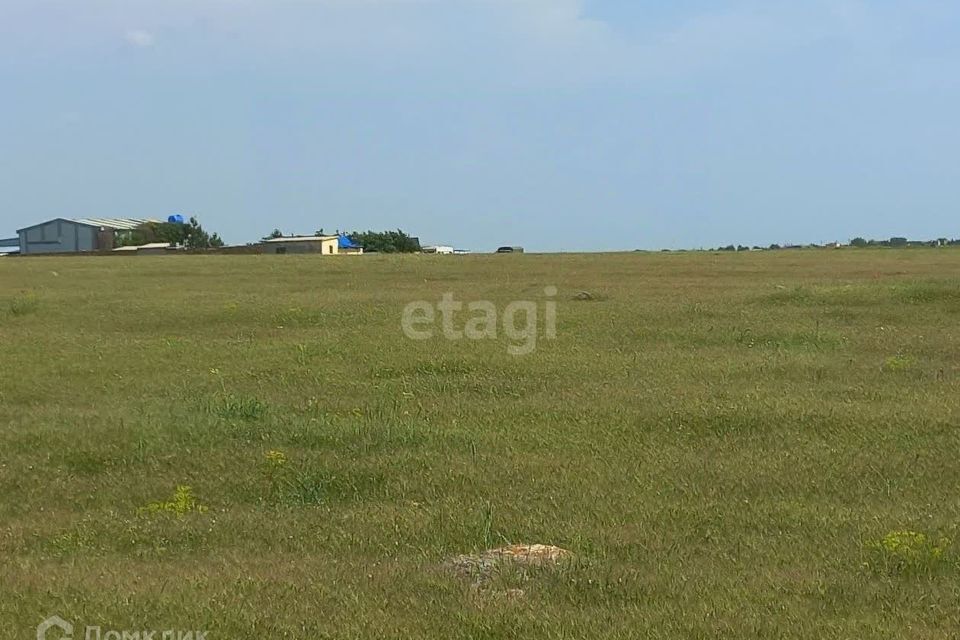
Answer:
120 220 422 253
117 218 224 249
848 237 960 248
707 236 960 252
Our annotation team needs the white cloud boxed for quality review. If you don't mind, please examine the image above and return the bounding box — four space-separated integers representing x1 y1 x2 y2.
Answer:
124 29 155 47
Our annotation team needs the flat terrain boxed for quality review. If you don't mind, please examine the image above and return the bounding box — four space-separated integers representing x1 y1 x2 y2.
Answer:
2 250 959 639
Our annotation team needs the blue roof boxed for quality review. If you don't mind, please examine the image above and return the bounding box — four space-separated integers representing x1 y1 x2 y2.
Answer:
338 234 360 249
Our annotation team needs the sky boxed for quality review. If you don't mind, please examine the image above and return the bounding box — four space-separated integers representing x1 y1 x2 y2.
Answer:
1 0 958 252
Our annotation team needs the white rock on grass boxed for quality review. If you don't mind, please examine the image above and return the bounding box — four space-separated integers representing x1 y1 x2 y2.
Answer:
448 544 573 580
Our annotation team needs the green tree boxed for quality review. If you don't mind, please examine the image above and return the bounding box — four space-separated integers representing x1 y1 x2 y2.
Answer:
114 228 148 248
347 229 420 253
120 218 222 249
263 229 283 241
118 221 188 247
183 217 224 249
850 237 868 247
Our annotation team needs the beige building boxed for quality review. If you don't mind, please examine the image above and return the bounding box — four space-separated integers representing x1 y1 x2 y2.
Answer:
261 235 340 255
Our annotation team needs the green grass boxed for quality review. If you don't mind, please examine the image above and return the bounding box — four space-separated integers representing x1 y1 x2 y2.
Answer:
2 250 960 639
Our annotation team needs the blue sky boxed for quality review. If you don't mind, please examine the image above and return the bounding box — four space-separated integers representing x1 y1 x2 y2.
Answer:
1 0 958 251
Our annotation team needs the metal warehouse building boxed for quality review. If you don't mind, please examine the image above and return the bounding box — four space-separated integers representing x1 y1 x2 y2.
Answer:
16 218 155 255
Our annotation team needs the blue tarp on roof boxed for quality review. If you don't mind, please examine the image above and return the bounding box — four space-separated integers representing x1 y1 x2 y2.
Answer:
338 235 360 249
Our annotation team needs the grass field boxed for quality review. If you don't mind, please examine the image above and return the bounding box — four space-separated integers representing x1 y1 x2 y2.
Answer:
2 250 959 639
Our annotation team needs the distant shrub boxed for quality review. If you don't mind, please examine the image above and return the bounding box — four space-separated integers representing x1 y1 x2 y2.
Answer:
866 531 952 575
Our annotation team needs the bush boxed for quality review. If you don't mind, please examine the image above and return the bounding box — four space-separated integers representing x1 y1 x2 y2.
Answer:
866 531 952 575
347 229 420 253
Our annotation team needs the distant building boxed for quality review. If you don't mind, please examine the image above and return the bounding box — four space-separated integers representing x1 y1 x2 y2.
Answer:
422 245 454 254
0 237 18 255
338 235 364 255
113 242 174 255
261 235 340 255
16 217 155 255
